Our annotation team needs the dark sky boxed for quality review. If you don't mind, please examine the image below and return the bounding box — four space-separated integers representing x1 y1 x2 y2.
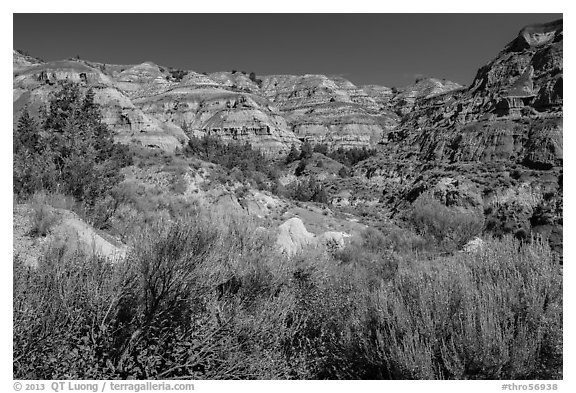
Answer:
13 13 562 88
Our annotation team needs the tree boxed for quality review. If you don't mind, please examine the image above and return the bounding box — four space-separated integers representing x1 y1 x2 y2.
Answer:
13 81 132 209
299 140 313 160
248 72 263 87
311 179 328 203
313 143 329 156
294 160 307 177
14 108 40 155
14 107 59 196
285 144 300 164
290 176 329 204
327 146 376 167
338 166 349 178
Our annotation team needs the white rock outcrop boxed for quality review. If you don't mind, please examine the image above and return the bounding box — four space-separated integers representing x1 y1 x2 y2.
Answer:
275 217 350 256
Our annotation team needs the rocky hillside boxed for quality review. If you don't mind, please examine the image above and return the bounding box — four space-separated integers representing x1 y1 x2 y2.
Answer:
402 19 563 167
13 19 563 251
13 51 449 154
347 19 562 250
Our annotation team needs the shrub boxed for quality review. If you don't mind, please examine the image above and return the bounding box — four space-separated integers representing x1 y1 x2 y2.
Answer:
332 228 400 289
169 171 188 195
185 135 278 192
168 69 188 82
299 140 313 161
294 160 307 177
287 177 328 204
313 143 329 155
285 144 300 164
408 192 484 252
14 245 131 378
14 210 562 380
27 194 59 237
328 146 377 167
485 201 533 240
14 213 247 379
364 236 562 379
338 166 349 178
376 224 427 254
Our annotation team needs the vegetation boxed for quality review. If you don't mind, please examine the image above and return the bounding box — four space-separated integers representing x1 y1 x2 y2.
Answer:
294 160 308 177
14 211 562 379
338 166 350 178
13 82 132 214
284 143 375 179
312 143 377 167
407 192 484 253
27 193 60 237
312 143 329 156
286 177 329 204
285 144 300 164
168 69 188 82
186 135 307 197
299 140 313 160
328 146 377 167
248 71 263 88
12 83 562 381
186 135 276 181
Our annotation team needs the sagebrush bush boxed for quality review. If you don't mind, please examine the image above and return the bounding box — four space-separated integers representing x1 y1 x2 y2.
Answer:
408 192 484 252
364 236 562 379
14 210 562 380
14 246 128 378
27 193 60 237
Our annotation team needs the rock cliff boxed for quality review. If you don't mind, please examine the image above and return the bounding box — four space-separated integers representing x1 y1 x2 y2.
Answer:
12 18 563 252
350 19 562 247
14 57 407 153
261 74 398 149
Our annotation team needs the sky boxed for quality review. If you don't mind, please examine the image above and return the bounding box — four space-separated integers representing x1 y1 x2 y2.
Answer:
13 13 562 88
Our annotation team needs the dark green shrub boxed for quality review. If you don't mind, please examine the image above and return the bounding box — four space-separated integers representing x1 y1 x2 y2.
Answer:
299 140 313 160
338 166 349 178
14 214 241 379
285 144 300 164
328 146 377 167
185 135 278 191
313 143 329 155
294 160 308 177
287 177 328 204
13 83 132 211
168 69 188 81
376 225 427 254
332 229 400 290
294 160 307 177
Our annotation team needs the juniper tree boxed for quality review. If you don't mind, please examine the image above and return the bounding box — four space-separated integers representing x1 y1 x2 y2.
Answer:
285 144 300 164
14 81 132 207
299 140 313 160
